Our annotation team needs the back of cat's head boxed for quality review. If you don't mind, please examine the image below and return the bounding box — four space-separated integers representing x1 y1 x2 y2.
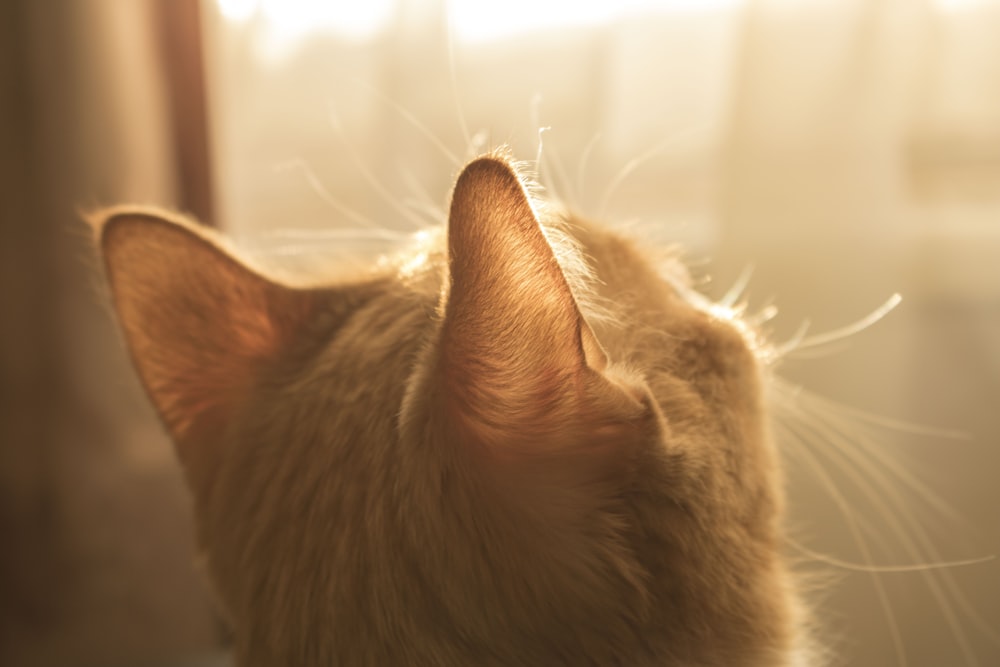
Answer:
95 152 807 665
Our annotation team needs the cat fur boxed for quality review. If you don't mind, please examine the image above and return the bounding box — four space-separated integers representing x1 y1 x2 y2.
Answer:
92 151 808 666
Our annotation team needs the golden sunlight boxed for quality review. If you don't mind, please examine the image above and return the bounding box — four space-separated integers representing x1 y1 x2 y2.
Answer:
216 0 746 47
931 0 997 12
216 0 394 41
448 0 744 42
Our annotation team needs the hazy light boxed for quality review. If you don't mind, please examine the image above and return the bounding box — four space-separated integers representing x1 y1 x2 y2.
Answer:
931 0 995 12
259 0 393 39
217 0 748 48
215 0 393 40
449 0 745 42
217 0 257 22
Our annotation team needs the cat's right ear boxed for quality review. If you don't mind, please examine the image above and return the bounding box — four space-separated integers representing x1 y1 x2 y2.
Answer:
91 209 318 496
429 156 655 470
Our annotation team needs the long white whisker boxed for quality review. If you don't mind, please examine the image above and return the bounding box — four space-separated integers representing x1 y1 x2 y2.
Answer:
748 300 778 328
786 384 970 527
794 392 1000 651
720 265 754 308
255 228 414 242
776 419 909 667
351 79 461 166
782 319 812 351
598 125 705 218
788 537 995 573
576 132 602 209
800 387 969 439
444 8 471 152
787 407 986 665
791 293 902 354
247 243 387 258
328 108 431 231
783 435 910 557
779 341 853 360
530 96 569 207
543 139 576 212
397 166 446 224
536 125 552 189
273 160 381 230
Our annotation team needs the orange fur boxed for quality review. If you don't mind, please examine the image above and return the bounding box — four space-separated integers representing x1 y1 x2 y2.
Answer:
94 154 806 665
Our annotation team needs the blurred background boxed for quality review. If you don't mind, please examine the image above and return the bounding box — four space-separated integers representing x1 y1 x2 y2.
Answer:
1 0 998 665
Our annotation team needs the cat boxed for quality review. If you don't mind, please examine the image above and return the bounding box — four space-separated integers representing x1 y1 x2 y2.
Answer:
92 149 811 665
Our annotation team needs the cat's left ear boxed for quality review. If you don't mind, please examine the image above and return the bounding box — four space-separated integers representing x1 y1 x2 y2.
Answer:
92 209 318 497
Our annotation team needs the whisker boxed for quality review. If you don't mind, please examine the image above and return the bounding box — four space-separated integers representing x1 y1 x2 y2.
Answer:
576 132 602 209
783 436 908 558
785 293 903 355
776 419 909 667
397 166 447 224
400 197 446 226
801 389 969 440
328 107 431 230
350 79 461 166
719 265 754 308
535 125 555 193
788 538 995 573
272 159 381 230
245 244 383 258
793 392 1000 651
598 124 706 218
254 228 415 241
748 302 778 328
768 320 811 366
529 96 570 208
542 139 577 212
786 385 969 526
444 8 471 152
785 405 987 665
781 341 853 360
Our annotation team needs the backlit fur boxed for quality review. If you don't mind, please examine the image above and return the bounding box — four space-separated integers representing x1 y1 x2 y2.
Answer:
94 152 807 665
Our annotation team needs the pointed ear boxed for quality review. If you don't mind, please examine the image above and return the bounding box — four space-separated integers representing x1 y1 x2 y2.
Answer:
439 156 637 448
93 208 317 494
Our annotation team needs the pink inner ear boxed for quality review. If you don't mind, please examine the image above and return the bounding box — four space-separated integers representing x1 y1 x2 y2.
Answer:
237 308 280 358
436 156 615 450
154 344 248 441
144 279 309 445
99 210 316 491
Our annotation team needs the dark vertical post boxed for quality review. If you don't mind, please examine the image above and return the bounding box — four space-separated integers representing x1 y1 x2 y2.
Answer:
155 0 215 224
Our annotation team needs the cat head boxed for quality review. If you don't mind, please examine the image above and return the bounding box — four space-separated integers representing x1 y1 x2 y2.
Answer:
94 153 800 665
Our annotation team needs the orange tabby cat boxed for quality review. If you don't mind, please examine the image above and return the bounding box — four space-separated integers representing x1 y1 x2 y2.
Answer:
93 151 809 665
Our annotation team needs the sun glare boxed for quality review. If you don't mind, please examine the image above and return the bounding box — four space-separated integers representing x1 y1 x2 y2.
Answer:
216 0 746 48
930 0 996 12
217 0 256 22
447 0 745 42
216 0 394 41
